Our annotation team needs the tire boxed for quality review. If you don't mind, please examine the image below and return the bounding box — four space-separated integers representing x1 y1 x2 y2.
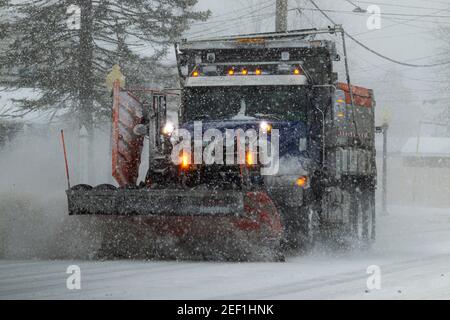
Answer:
362 187 376 246
299 206 320 253
272 246 286 262
70 184 93 191
349 187 375 250
320 184 374 251
94 184 117 191
281 205 319 253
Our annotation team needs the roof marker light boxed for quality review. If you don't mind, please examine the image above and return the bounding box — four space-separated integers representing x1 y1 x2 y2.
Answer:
293 68 301 75
255 68 262 75
241 68 248 75
228 69 235 75
192 70 199 77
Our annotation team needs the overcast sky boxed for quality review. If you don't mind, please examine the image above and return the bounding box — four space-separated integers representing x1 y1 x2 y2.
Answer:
184 0 447 89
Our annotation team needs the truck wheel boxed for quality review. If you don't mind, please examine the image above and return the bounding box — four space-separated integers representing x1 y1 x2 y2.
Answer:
272 246 286 262
299 206 320 253
281 205 319 253
94 184 117 191
70 184 93 191
349 187 375 250
362 187 376 246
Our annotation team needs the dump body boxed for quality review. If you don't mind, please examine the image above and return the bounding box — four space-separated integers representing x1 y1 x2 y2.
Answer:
325 83 376 178
328 83 376 148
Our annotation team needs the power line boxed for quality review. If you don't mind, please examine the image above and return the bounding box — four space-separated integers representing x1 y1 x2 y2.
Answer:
296 2 447 86
426 0 450 6
188 0 274 27
345 31 450 67
298 1 450 38
296 2 446 103
348 5 449 38
184 2 275 38
297 7 450 20
354 30 433 41
346 51 446 84
306 0 450 68
377 97 450 102
187 11 276 39
352 0 450 12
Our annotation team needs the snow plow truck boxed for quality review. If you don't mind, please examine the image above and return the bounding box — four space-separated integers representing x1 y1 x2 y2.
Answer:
66 28 377 261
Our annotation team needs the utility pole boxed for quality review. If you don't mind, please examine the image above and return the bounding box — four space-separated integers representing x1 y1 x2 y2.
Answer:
381 122 388 215
275 0 288 32
376 123 389 216
446 105 450 136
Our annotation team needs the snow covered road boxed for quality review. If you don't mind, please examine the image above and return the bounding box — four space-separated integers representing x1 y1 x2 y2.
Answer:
1 206 450 299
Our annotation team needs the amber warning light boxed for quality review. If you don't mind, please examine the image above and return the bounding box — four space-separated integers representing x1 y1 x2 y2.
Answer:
180 151 190 169
296 176 308 187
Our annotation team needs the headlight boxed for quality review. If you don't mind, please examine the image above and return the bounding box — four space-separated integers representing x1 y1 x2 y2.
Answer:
162 122 175 135
259 121 272 133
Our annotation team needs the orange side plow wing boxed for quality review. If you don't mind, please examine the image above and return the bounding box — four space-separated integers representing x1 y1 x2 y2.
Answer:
111 80 145 186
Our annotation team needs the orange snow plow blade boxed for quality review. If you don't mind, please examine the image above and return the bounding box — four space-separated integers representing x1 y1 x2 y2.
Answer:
66 187 283 260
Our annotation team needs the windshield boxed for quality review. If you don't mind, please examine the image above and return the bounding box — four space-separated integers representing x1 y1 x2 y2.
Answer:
182 86 309 122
